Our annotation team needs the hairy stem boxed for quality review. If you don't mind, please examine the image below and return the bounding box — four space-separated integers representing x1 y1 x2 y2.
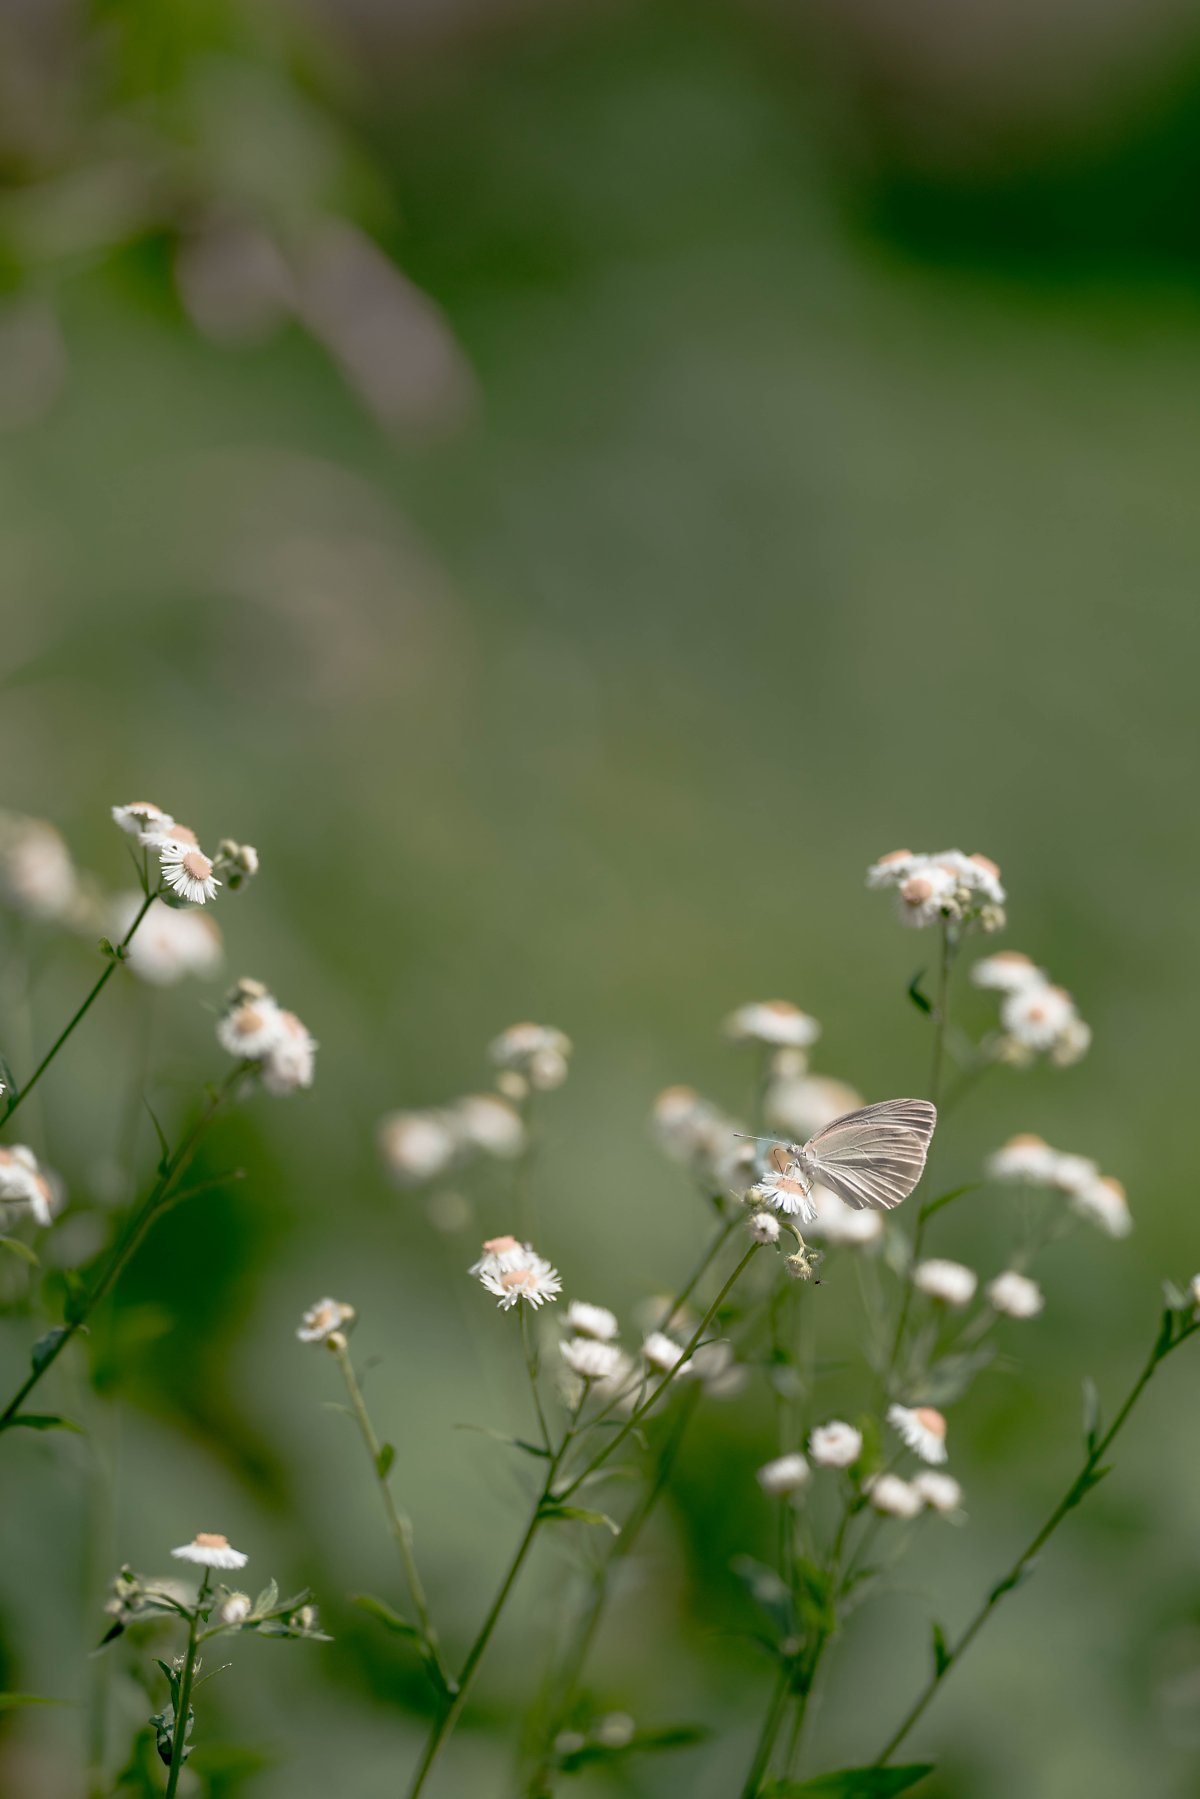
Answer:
1 891 155 1128
332 1338 451 1697
164 1571 208 1799
873 1314 1200 1766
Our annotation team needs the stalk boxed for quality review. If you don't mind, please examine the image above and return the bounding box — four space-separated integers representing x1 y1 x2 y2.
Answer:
163 1572 208 1799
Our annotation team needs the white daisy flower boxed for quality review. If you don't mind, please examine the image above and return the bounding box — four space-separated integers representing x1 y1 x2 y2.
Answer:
931 850 1006 907
115 895 223 987
488 1022 572 1091
1050 1151 1101 1194
565 1300 618 1341
808 1420 863 1469
477 1242 562 1310
157 838 221 905
453 1093 527 1160
0 813 77 922
560 1337 625 1382
895 862 959 929
865 849 923 888
865 1473 923 1518
748 1151 817 1225
747 1211 781 1246
650 1086 747 1193
642 1329 690 1374
1000 984 1078 1053
470 1235 529 1276
986 1271 1045 1319
764 1074 865 1142
808 1186 885 1247
724 1000 821 1050
912 1259 977 1308
378 1110 459 1187
970 950 1044 994
112 801 175 838
217 992 286 1060
261 1011 317 1095
217 1592 252 1626
1049 1016 1092 1067
172 1533 248 1571
756 1452 810 1497
888 1403 949 1464
986 1134 1062 1185
297 1297 356 1344
1069 1174 1132 1239
0 1144 59 1227
913 1471 964 1515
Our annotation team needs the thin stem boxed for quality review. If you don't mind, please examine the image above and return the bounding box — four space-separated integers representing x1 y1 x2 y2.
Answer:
331 1338 451 1697
740 1670 791 1799
0 1068 241 1430
873 1316 1200 1766
164 1571 208 1799
1 891 155 1128
556 1244 759 1502
884 926 955 1395
520 1304 552 1453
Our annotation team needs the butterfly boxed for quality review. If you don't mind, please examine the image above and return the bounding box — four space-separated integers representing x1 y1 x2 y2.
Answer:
747 1098 937 1223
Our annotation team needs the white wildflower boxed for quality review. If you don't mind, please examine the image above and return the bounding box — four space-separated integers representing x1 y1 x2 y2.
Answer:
217 984 285 1059
112 801 174 838
157 837 221 906
560 1337 625 1382
217 1592 252 1626
565 1300 618 1341
912 1259 977 1308
1069 1174 1132 1239
866 1473 923 1518
747 1211 781 1245
488 1022 572 1091
260 1010 317 1095
171 1533 248 1571
724 1000 820 1049
756 1453 810 1497
808 1420 863 1469
888 1404 949 1464
895 861 959 929
865 848 923 888
1000 984 1078 1053
642 1330 690 1374
297 1297 355 1344
970 950 1044 993
986 1134 1062 1185
0 1144 58 1227
378 1110 459 1186
452 1093 526 1160
0 813 77 921
986 1271 1044 1319
115 894 222 986
913 1471 964 1516
476 1241 561 1310
808 1186 885 1247
748 1149 817 1225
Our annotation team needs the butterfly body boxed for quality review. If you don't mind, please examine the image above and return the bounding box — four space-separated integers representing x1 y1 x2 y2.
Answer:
754 1098 937 1217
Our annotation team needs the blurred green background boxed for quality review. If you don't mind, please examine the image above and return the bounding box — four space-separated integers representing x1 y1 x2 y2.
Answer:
3 1 1200 1795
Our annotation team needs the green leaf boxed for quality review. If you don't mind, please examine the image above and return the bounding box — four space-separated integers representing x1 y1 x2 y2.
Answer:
31 1325 70 1375
1081 1377 1101 1453
352 1593 420 1641
1 1412 83 1434
988 1563 1034 1605
0 1235 38 1267
453 1422 551 1457
763 1766 935 1796
1153 1307 1176 1362
0 1692 73 1710
931 1621 951 1678
919 1184 978 1222
252 1580 278 1618
538 1503 620 1534
907 973 933 1015
558 1725 709 1770
915 1345 995 1406
376 1443 395 1479
1162 1280 1188 1312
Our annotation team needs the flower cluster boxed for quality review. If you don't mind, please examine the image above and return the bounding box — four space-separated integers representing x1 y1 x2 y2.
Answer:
0 810 79 923
867 848 1006 934
489 1022 572 1097
987 1133 1131 1237
297 1297 356 1346
216 979 316 1094
378 1093 526 1190
972 952 1090 1067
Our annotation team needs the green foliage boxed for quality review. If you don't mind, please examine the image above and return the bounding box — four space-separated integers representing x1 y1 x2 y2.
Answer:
762 1767 934 1796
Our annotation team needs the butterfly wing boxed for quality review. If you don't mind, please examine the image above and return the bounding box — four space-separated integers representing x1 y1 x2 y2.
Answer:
802 1098 937 1212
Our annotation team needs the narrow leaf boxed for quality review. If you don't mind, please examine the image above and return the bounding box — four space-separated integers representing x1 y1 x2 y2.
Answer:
907 973 933 1015
763 1766 935 1796
538 1502 620 1534
0 1692 73 1710
376 1443 395 1479
919 1184 978 1222
453 1422 551 1457
352 1593 420 1641
1081 1377 1101 1453
931 1621 951 1678
1162 1280 1188 1312
0 1235 38 1267
31 1326 70 1375
558 1725 708 1770
1153 1308 1175 1362
1 1411 84 1434
988 1563 1034 1605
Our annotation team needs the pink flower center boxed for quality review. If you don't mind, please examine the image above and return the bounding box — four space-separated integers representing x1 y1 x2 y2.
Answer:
902 876 933 904
483 1235 519 1254
195 1533 229 1548
913 1407 946 1437
181 850 212 881
501 1268 537 1292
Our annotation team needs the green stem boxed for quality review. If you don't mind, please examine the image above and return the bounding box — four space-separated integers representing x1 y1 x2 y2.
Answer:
740 1669 791 1799
332 1338 452 1698
164 1571 208 1799
521 1304 552 1453
0 1067 240 1431
873 1315 1200 1766
884 925 955 1395
556 1244 759 1502
1 891 156 1128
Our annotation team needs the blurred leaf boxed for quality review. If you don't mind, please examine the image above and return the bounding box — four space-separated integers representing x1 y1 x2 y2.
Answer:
538 1503 620 1534
559 1724 709 1770
454 1422 551 1457
919 1184 978 1222
731 1556 793 1633
352 1593 420 1640
763 1768 934 1796
931 1621 951 1678
988 1564 1035 1605
907 973 933 1015
1 1411 83 1433
31 1325 70 1374
253 1581 279 1617
916 1346 995 1405
1162 1280 1187 1312
0 1235 38 1267
0 1692 73 1709
376 1443 394 1479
